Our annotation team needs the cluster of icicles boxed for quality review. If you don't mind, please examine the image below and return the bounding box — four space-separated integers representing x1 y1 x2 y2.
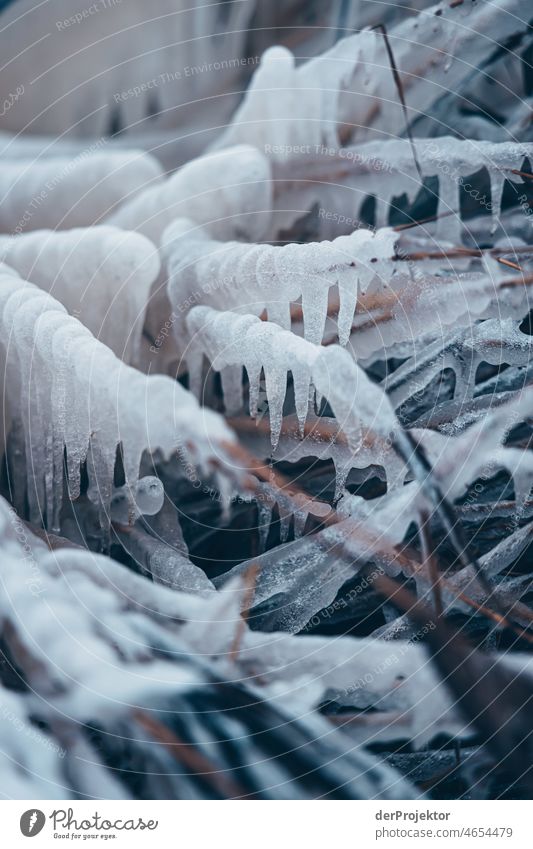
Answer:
1 141 531 531
164 219 397 346
0 0 532 800
273 137 533 243
0 0 530 544
0 266 231 534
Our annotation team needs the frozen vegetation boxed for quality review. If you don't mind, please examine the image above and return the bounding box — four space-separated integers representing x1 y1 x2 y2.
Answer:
0 0 532 799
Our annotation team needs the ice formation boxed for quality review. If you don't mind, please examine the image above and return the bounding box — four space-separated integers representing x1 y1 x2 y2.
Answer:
0 151 162 233
0 486 481 796
216 1 528 154
0 226 160 361
274 138 533 242
164 220 397 347
186 306 398 451
108 145 273 244
110 476 165 525
0 268 234 534
348 270 521 361
385 319 533 407
0 0 532 801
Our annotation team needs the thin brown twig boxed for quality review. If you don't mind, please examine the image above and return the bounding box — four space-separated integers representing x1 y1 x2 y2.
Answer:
372 24 424 186
373 569 533 646
454 590 533 643
497 257 523 271
510 169 533 181
222 440 335 523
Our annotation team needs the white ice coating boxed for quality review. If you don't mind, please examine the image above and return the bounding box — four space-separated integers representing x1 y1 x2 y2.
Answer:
279 137 532 244
359 1 530 142
215 549 531 743
213 31 379 154
0 150 162 233
108 145 273 244
0 226 160 362
350 272 500 360
337 483 424 588
215 1 528 157
343 137 533 243
0 488 495 759
186 306 398 451
419 416 533 512
0 269 234 532
0 683 67 799
164 220 397 348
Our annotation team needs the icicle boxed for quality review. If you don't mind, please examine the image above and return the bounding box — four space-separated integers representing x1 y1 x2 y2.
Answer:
437 173 461 243
246 364 262 420
186 348 205 401
301 280 329 345
333 460 351 504
337 267 359 346
164 220 397 360
36 312 77 530
0 274 237 535
489 169 506 235
264 364 287 450
291 363 311 437
257 499 273 553
186 306 401 482
53 324 93 502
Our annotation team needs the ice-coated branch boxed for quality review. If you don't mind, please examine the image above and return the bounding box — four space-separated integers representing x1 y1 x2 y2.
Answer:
0 269 235 533
108 145 272 244
185 305 397 451
0 226 160 361
0 150 162 233
274 138 533 241
164 219 397 347
215 1 531 155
